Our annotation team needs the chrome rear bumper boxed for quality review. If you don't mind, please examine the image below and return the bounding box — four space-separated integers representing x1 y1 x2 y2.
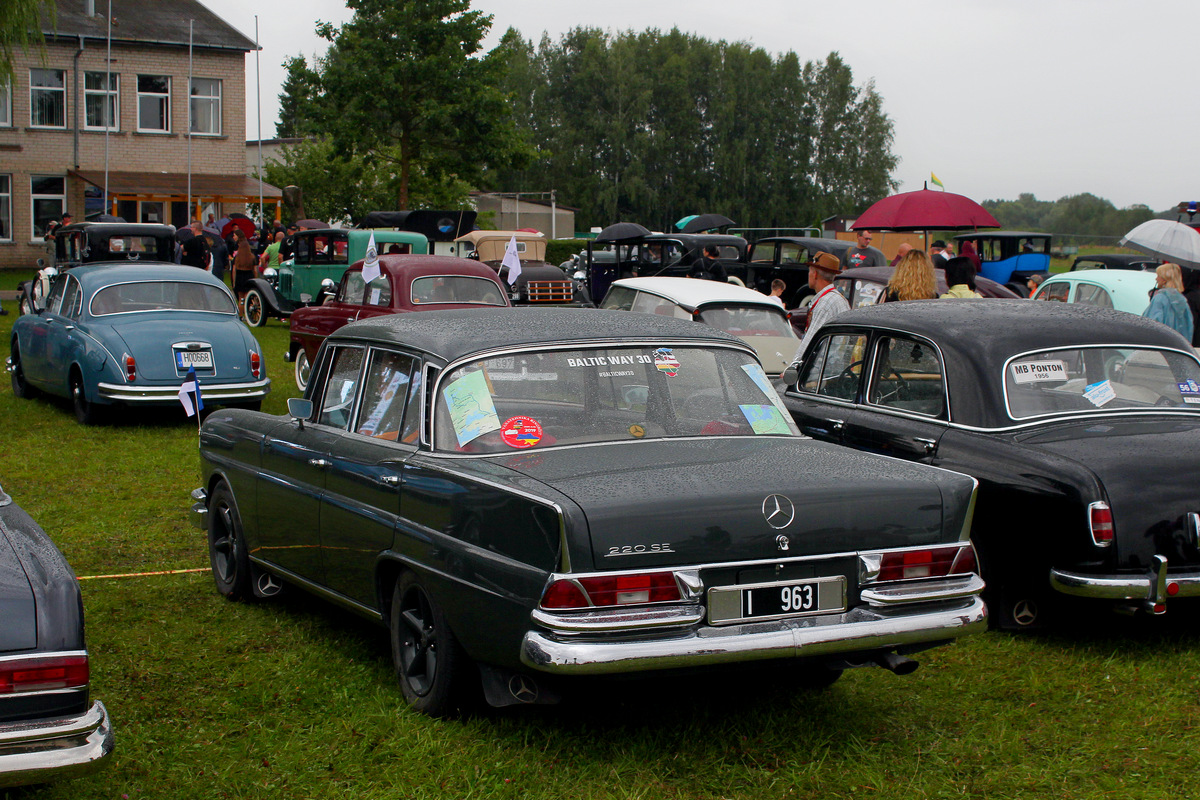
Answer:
97 377 270 403
520 596 986 675
0 701 113 787
1050 555 1200 613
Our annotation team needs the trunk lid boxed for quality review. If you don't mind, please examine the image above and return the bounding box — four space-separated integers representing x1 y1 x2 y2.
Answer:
92 313 252 381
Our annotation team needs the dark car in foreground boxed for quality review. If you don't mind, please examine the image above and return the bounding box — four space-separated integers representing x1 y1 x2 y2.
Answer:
781 300 1200 628
191 308 986 715
0 485 112 786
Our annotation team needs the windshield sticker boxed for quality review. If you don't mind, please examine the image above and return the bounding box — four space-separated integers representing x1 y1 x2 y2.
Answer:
1083 379 1116 407
739 404 792 435
358 369 407 436
567 354 652 368
1011 360 1067 384
500 416 543 448
442 370 500 446
368 287 382 306
1179 380 1200 404
654 348 681 377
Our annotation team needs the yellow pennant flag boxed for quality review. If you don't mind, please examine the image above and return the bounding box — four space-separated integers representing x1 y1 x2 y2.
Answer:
930 172 945 190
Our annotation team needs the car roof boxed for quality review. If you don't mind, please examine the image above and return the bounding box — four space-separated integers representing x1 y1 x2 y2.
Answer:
838 266 1020 298
611 277 781 310
69 262 227 291
642 233 747 247
331 307 746 364
1042 270 1157 287
347 254 502 281
751 236 854 254
1071 253 1156 269
822 300 1193 427
454 230 545 245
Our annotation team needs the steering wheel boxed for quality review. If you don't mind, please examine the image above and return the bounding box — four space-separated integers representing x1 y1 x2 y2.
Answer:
1104 355 1126 383
874 366 910 404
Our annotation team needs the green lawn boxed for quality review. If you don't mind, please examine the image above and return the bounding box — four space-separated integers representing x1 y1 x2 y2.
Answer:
1 313 1198 799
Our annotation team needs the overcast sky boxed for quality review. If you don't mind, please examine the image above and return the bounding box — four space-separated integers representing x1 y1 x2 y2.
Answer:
202 0 1193 212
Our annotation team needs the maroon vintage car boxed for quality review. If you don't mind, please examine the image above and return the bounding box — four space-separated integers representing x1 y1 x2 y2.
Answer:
286 255 510 389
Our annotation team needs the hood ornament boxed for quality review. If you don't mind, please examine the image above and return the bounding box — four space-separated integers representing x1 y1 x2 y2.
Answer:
762 494 795 530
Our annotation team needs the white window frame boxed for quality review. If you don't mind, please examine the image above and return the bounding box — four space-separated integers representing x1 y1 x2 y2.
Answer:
189 77 221 136
0 81 10 127
84 71 119 131
30 68 66 129
136 74 171 133
0 175 11 242
30 175 66 242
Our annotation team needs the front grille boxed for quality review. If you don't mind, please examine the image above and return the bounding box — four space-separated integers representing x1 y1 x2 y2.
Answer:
525 281 574 303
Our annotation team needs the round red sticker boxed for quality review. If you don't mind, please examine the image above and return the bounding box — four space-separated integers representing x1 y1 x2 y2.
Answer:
500 416 543 448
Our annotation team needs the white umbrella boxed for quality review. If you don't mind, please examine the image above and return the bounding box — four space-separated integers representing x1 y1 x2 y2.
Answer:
1119 219 1200 269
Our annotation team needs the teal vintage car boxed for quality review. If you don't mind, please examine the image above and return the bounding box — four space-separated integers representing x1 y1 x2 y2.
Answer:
9 263 270 424
1032 270 1157 315
243 228 429 327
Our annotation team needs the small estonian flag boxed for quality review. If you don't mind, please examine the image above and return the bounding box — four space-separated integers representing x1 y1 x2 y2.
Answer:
178 365 204 417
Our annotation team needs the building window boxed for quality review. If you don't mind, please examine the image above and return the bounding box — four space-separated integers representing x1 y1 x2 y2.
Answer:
137 75 170 132
0 81 10 127
31 176 66 239
190 78 221 135
84 71 119 131
0 176 11 241
30 68 66 128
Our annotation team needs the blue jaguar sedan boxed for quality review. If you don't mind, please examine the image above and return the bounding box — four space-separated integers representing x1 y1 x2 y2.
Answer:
9 264 270 424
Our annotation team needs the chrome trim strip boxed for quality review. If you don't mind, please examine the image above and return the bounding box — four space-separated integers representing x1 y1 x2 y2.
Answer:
247 557 383 622
520 596 986 675
531 604 705 634
97 378 270 401
859 574 985 607
430 432 799 460
0 650 88 666
0 701 113 788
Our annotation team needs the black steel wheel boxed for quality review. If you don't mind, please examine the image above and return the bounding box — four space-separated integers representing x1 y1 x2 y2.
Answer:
208 482 253 601
10 342 36 399
243 288 268 327
294 349 310 391
70 371 103 425
390 573 467 716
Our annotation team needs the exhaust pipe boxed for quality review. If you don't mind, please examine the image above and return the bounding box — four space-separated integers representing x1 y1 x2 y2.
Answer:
875 651 919 675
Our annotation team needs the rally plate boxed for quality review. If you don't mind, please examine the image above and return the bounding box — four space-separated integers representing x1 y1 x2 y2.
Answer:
707 576 846 625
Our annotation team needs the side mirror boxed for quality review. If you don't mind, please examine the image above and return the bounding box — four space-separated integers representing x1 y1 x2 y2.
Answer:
782 363 800 387
287 397 313 430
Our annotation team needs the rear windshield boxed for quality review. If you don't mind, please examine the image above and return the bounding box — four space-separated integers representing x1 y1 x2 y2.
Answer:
434 344 798 452
1004 346 1200 419
411 276 506 306
89 281 236 315
697 305 794 338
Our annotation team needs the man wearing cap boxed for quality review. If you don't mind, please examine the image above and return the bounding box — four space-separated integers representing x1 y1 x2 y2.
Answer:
792 251 850 364
929 240 950 262
841 230 886 270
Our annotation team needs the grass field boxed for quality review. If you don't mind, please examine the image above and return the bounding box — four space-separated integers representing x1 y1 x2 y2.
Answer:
1 313 1199 799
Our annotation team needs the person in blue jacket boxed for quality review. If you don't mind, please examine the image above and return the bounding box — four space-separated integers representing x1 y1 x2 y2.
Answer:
1143 262 1194 342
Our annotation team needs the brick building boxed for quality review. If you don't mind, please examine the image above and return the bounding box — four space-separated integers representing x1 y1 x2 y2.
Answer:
0 0 281 270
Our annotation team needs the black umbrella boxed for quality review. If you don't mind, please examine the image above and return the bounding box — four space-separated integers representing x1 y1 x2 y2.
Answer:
175 227 195 242
681 214 736 234
294 219 326 230
594 222 651 243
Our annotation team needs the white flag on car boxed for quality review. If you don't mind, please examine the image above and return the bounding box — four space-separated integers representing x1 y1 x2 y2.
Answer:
362 231 381 284
502 235 522 286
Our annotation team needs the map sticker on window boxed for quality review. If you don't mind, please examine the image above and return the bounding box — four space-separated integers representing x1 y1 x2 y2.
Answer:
654 347 680 377
1179 380 1200 404
500 416 543 448
1010 360 1067 384
739 404 792 435
442 370 500 446
740 362 791 419
1083 379 1116 407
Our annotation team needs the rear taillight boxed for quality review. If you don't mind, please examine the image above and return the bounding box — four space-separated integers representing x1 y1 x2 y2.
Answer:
1088 502 1113 547
123 353 136 381
540 572 682 609
877 544 977 582
250 350 261 379
0 654 89 694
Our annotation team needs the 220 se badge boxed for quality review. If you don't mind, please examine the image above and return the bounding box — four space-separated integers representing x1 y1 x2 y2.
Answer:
191 308 986 715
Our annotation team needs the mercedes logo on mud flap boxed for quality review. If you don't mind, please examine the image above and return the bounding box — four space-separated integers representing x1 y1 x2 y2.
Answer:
508 674 539 704
762 494 795 530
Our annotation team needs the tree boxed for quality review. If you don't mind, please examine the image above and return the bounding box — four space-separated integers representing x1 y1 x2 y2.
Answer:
314 0 530 209
275 56 322 139
1 0 54 86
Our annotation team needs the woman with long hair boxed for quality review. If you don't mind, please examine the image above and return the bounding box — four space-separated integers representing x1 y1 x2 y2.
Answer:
230 228 257 318
882 249 938 302
1143 262 1194 341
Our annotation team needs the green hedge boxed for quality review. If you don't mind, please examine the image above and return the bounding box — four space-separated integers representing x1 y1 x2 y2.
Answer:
546 239 589 267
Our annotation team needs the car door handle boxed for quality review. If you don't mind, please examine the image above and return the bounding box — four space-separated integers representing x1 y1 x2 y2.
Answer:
378 475 401 487
64 324 75 331
913 437 938 455
308 458 331 468
828 418 844 432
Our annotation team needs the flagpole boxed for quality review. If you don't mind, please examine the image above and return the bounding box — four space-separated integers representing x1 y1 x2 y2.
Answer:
188 20 194 220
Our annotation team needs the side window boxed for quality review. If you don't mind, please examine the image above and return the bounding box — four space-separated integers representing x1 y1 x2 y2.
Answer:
59 275 81 318
1037 281 1070 302
45 275 68 314
354 350 415 440
317 347 364 429
1075 283 1113 309
798 336 831 392
868 336 945 416
294 235 311 263
801 333 867 401
339 272 367 305
599 284 636 310
630 292 684 317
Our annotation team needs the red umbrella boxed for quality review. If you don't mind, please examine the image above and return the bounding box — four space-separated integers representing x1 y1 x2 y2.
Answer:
221 217 256 239
851 188 999 231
